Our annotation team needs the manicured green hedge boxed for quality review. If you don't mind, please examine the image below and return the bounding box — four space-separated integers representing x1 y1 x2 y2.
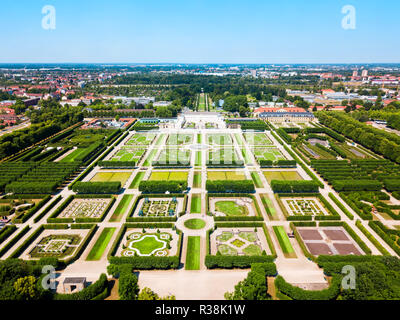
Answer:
205 255 274 269
206 180 255 193
355 220 390 256
72 182 121 194
98 161 137 168
0 226 30 258
271 180 319 193
0 225 17 244
109 256 180 269
139 180 188 193
332 180 383 192
54 273 108 300
275 274 341 300
328 192 354 220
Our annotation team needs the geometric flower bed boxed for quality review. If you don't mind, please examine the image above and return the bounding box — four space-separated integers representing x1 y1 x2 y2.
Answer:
213 229 268 256
29 234 82 259
155 148 191 165
252 147 286 162
59 198 112 219
110 147 147 162
283 198 325 216
125 133 157 146
209 196 257 217
138 198 178 217
213 200 249 216
121 231 173 257
296 226 364 256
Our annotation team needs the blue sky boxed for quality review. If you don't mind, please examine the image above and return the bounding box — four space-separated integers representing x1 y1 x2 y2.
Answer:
0 0 398 63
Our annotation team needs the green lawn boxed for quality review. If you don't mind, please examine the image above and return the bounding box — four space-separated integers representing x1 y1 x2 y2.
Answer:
241 148 252 165
90 171 132 186
263 171 303 183
109 194 133 222
195 151 202 166
207 171 247 181
260 194 278 220
215 201 248 216
190 194 202 214
193 172 202 188
60 148 88 162
184 218 206 230
86 228 116 261
250 171 263 188
197 134 202 144
198 94 206 111
155 134 165 146
131 235 165 255
143 149 158 166
243 133 273 146
253 147 286 162
185 236 201 270
273 226 296 258
148 171 188 181
129 171 145 189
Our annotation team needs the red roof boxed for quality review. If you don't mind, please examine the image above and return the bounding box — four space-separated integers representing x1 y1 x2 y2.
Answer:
254 107 306 113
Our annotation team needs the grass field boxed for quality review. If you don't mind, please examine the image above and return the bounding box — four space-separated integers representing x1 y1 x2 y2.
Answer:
197 134 202 144
109 194 133 222
125 133 156 146
234 133 244 147
263 171 303 183
184 218 206 230
241 148 253 165
86 228 116 261
166 134 193 145
273 226 296 258
243 133 273 146
207 133 233 146
190 194 201 214
156 148 191 165
155 134 165 146
90 171 132 186
131 235 165 255
60 148 88 162
193 172 202 188
253 147 286 162
250 171 263 188
207 171 247 181
197 93 206 111
260 194 278 220
142 148 158 166
129 171 145 189
195 151 202 166
208 148 240 164
110 148 146 162
215 201 248 216
185 236 200 270
148 171 188 181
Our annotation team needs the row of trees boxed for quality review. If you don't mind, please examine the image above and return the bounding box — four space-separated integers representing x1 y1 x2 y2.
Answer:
72 182 121 194
317 111 400 163
138 181 188 193
270 180 320 193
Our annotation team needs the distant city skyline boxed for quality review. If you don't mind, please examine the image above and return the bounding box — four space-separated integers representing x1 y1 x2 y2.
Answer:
1 0 399 64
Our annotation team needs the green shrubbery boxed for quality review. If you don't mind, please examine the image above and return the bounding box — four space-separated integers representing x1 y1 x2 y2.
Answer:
206 180 255 193
138 180 188 193
270 180 319 193
72 182 121 194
